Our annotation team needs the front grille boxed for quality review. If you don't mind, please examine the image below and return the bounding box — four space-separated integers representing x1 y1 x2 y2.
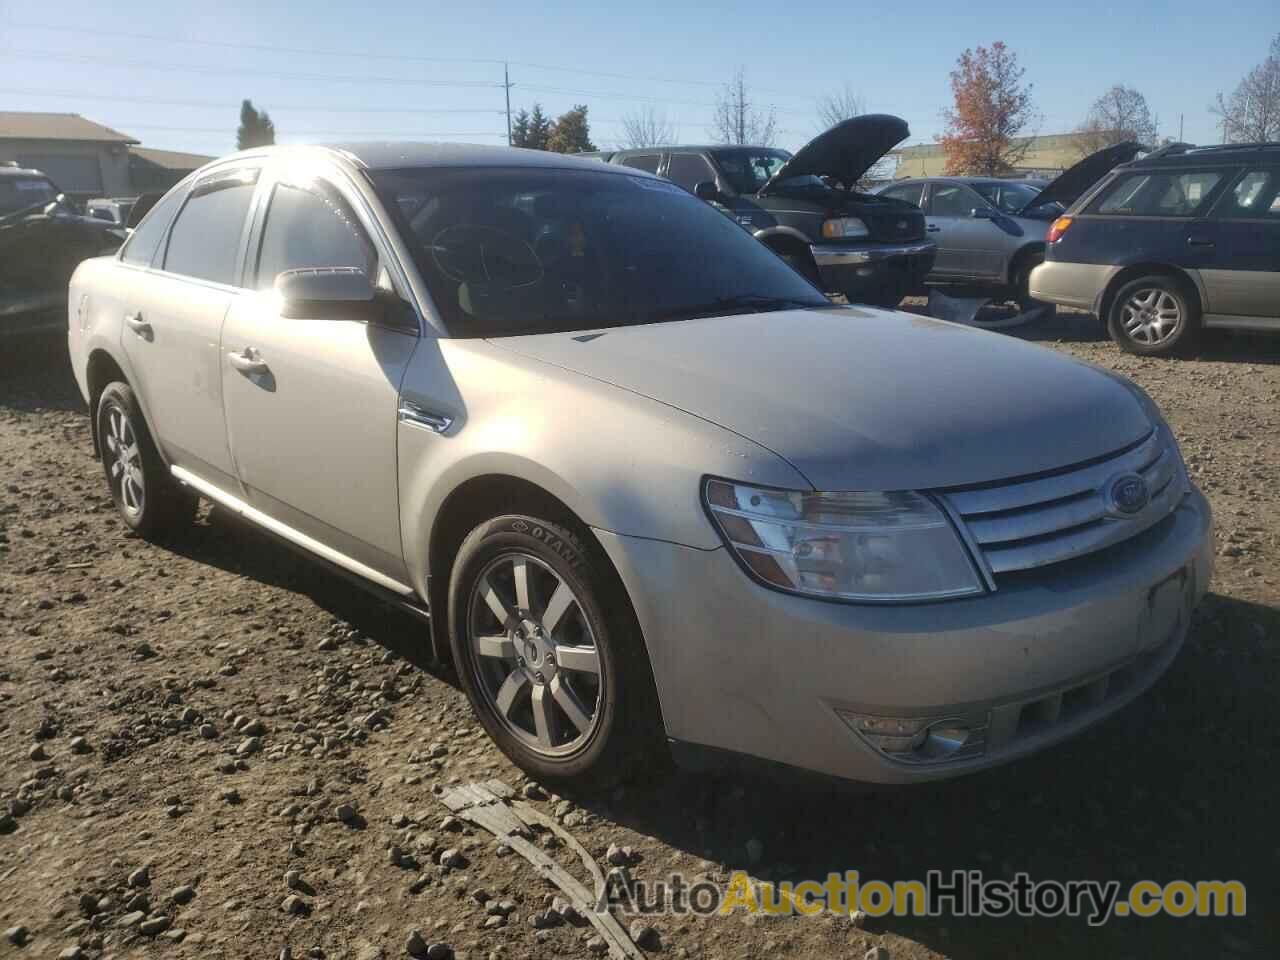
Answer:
863 210 925 242
940 430 1184 577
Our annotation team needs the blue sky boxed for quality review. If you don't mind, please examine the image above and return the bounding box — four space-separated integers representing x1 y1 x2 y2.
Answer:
2 0 1274 158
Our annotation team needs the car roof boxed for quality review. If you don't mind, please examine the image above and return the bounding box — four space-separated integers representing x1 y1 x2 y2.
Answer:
0 165 52 179
192 142 664 177
891 176 1047 186
612 144 789 156
1128 142 1280 167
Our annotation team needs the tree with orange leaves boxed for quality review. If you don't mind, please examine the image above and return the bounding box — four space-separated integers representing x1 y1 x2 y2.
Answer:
939 42 1038 176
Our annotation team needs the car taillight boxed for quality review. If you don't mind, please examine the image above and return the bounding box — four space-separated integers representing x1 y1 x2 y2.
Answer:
1046 216 1073 243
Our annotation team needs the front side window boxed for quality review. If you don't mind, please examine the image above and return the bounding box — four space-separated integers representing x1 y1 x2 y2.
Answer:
711 149 791 194
928 183 982 217
121 186 187 267
0 176 58 215
163 170 258 285
255 180 376 290
371 167 829 338
666 153 717 192
971 180 1041 214
617 154 660 174
1213 169 1280 219
1092 169 1225 217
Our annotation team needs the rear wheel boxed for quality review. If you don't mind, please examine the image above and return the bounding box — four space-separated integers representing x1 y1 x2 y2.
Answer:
1011 250 1055 316
447 514 662 788
781 251 821 286
96 382 197 540
1107 275 1199 356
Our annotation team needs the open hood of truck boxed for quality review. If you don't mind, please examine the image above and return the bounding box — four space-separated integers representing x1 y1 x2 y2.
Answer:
1019 140 1144 214
760 114 910 195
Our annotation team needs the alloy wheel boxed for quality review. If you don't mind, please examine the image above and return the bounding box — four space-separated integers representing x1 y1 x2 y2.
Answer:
466 552 603 758
1120 288 1182 345
104 403 145 518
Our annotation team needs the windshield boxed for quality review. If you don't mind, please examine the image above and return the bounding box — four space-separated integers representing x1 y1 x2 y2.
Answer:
711 149 793 195
0 176 59 216
970 180 1043 214
370 167 829 338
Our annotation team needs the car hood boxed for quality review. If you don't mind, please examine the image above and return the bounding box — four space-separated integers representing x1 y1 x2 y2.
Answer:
1020 140 1144 213
760 114 910 195
490 307 1153 491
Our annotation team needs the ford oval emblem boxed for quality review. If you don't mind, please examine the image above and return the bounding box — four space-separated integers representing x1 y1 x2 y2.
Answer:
1106 473 1150 516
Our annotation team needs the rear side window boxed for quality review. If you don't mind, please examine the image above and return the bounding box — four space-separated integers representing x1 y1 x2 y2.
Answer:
255 181 376 290
617 154 660 174
1213 169 1280 219
1092 170 1224 217
163 170 258 285
666 153 716 192
880 183 923 207
121 187 186 267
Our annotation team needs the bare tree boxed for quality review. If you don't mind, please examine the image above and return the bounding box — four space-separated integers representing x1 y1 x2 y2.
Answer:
1076 85 1157 156
816 83 865 130
710 68 777 146
1210 33 1280 143
620 107 677 148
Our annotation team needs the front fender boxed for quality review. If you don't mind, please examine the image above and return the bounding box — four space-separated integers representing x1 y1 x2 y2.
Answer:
396 337 811 597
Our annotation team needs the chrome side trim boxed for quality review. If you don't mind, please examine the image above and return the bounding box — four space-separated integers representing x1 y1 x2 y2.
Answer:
810 242 934 266
170 465 415 596
398 401 453 434
1202 313 1280 331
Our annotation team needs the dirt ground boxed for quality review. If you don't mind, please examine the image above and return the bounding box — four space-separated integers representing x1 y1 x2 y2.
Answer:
1 311 1277 960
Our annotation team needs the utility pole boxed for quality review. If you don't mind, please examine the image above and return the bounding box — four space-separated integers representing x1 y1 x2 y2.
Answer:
504 62 513 146
1179 113 1184 142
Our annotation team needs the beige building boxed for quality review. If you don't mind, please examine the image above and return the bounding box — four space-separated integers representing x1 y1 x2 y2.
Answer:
890 132 1098 179
0 112 138 201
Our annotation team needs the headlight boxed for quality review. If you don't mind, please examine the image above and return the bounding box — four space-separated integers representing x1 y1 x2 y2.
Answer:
821 217 869 239
703 479 984 602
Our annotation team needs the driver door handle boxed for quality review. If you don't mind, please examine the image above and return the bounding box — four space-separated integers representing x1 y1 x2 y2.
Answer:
926 224 941 232
1186 237 1215 247
227 347 269 375
124 312 152 337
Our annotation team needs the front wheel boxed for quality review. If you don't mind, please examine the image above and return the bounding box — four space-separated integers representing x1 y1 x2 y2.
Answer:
96 382 197 540
447 515 662 788
1107 275 1199 356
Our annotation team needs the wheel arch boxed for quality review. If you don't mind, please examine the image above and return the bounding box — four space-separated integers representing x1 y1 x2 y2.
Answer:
85 348 130 459
1007 242 1046 287
1097 263 1203 325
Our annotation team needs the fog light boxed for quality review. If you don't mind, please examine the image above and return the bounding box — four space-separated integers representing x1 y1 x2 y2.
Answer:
837 710 989 764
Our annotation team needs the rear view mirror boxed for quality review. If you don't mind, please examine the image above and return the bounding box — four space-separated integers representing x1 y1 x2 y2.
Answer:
275 266 377 319
694 181 720 202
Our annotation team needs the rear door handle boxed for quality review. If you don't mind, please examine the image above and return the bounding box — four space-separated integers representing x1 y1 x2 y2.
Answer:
226 348 269 375
926 225 941 232
124 312 152 338
398 400 453 434
1187 237 1215 247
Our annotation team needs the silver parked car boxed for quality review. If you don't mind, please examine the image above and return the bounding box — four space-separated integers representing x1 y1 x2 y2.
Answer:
876 142 1141 310
68 143 1212 788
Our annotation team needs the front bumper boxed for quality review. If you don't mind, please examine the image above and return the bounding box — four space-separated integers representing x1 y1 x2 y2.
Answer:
810 240 936 302
1029 260 1120 312
597 488 1212 784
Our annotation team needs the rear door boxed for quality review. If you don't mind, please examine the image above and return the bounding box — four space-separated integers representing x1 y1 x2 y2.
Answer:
219 162 418 582
924 181 1004 279
1201 166 1280 321
120 166 259 490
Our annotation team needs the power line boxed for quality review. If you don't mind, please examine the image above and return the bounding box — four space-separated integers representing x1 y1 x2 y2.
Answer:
115 123 508 138
0 88 506 114
6 21 817 100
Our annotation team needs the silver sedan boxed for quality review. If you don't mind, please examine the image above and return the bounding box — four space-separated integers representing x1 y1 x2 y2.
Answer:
69 142 1211 788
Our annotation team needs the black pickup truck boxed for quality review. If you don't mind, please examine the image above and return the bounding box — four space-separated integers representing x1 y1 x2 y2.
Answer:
607 115 935 306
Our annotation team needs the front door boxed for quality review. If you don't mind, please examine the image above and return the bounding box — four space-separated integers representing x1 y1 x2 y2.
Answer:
220 169 419 582
925 181 1005 280
1199 166 1280 321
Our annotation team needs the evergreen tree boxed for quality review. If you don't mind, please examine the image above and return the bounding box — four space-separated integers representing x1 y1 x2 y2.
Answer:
547 105 596 154
237 100 276 150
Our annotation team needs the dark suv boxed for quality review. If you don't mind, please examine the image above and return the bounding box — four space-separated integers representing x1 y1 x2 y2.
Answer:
607 116 935 306
1030 142 1280 355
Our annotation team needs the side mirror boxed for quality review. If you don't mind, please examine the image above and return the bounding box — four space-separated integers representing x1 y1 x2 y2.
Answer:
275 266 377 320
693 180 720 202
970 207 996 219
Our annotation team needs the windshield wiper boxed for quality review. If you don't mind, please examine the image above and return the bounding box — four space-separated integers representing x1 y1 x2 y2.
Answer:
652 294 824 321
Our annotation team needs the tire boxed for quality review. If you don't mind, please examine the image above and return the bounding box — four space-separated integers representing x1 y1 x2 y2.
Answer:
1106 274 1199 357
782 251 821 286
96 382 197 540
447 514 662 789
1012 251 1055 317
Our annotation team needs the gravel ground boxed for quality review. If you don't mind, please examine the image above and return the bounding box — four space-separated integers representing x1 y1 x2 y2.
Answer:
1 313 1277 960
